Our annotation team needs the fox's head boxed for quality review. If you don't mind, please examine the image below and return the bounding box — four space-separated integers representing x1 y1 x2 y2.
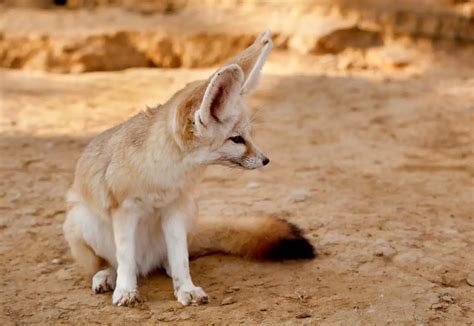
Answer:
173 30 273 169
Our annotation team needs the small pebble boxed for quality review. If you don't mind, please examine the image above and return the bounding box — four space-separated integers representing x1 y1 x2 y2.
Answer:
221 297 236 305
295 312 311 319
290 192 310 203
52 258 62 265
45 141 55 149
22 207 40 216
247 182 259 189
224 286 240 293
466 273 474 287
431 303 444 310
177 312 191 321
9 190 22 202
440 293 454 304
373 239 397 258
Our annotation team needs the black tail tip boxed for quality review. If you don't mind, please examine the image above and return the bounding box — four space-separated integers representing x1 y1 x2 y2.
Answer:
265 221 316 261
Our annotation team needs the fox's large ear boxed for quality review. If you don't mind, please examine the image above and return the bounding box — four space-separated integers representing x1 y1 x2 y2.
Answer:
194 64 244 132
227 29 273 95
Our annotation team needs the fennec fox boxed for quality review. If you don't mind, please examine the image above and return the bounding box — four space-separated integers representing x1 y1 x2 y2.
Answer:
63 30 315 307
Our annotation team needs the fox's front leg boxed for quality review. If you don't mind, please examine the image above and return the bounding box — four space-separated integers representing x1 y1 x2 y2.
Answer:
111 204 143 306
162 198 208 306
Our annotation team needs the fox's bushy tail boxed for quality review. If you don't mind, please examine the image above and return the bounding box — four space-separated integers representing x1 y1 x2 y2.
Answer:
188 216 315 260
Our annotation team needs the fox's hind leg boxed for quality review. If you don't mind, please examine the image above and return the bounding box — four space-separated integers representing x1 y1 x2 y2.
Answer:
64 203 117 293
92 267 116 293
64 203 118 294
63 205 104 275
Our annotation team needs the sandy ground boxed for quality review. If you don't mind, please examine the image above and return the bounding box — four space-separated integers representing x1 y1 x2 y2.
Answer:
1 43 473 324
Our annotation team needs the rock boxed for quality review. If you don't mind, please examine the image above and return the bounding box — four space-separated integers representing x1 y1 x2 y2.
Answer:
366 46 415 69
221 297 236 306
8 190 22 202
21 207 40 216
45 141 55 149
466 273 474 287
52 258 62 265
440 270 464 287
373 239 397 258
0 8 259 72
431 303 444 310
317 27 381 54
295 312 312 319
440 293 454 304
288 17 381 55
246 182 259 189
177 312 192 321
337 56 355 70
157 311 192 322
224 286 240 293
393 250 423 264
290 191 310 203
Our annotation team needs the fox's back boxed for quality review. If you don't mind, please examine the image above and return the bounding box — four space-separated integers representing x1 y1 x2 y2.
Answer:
70 111 156 212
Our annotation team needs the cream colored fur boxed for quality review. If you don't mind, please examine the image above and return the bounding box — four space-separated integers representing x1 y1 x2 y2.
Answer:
64 30 274 307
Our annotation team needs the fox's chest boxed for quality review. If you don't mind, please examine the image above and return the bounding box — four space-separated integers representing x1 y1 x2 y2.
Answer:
107 160 205 213
123 174 201 211
130 192 180 211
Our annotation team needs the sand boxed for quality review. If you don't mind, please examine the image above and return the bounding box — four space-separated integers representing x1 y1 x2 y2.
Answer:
1 7 473 324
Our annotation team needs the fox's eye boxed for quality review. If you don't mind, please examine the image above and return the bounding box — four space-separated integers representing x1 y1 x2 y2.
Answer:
229 135 245 144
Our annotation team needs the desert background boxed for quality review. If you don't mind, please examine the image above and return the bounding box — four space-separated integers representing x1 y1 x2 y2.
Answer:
1 0 473 324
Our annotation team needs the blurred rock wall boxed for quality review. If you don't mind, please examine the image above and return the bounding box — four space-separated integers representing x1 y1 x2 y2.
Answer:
0 0 472 72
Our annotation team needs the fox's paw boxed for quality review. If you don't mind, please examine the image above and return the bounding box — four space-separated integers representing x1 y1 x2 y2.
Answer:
112 288 143 307
176 285 208 306
92 269 116 294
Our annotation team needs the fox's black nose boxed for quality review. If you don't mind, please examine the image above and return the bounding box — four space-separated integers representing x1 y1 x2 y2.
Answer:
262 157 270 166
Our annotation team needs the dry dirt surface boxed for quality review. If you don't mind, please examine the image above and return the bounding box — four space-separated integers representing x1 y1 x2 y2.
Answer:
1 34 474 325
